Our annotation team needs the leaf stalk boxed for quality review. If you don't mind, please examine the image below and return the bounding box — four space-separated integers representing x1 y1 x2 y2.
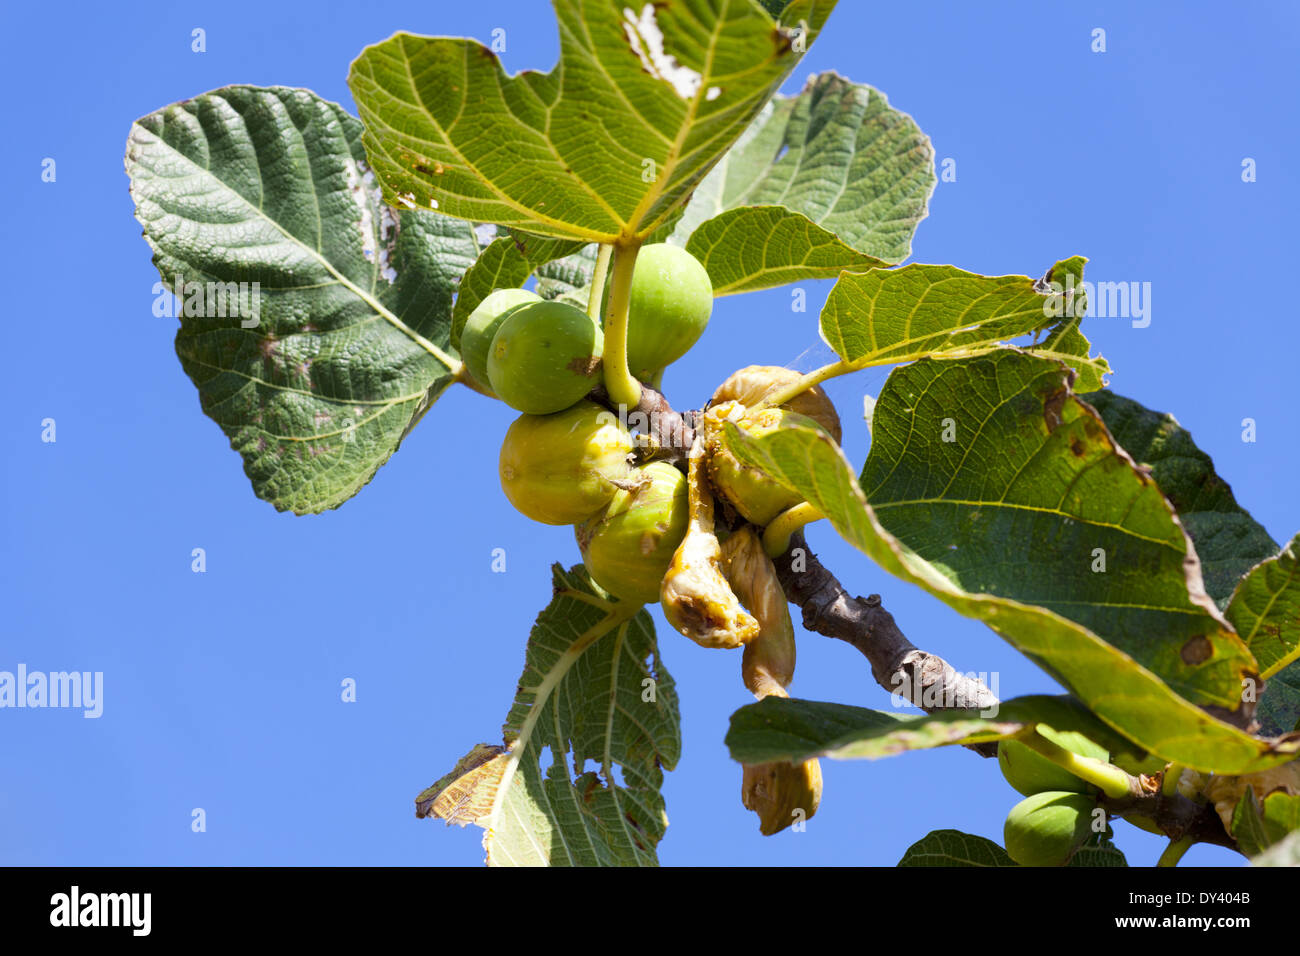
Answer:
603 242 643 410
1017 730 1135 800
587 243 613 321
761 359 849 408
1156 836 1193 867
762 502 825 557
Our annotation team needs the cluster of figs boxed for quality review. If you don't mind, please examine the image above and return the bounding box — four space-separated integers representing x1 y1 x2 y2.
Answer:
997 729 1110 865
462 243 843 833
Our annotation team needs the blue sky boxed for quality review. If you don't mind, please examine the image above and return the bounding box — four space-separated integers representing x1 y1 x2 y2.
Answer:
2 0 1296 866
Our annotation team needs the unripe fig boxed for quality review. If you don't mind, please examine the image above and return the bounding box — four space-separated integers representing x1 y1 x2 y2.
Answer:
576 462 688 605
498 401 634 525
711 365 842 444
625 243 713 380
488 300 604 415
1003 790 1096 866
460 288 541 394
705 402 829 526
997 726 1109 798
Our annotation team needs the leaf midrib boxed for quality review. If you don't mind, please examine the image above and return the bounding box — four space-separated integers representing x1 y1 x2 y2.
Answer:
132 120 460 373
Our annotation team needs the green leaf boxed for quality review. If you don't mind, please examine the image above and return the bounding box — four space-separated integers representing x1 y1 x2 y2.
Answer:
680 73 934 294
1068 841 1128 867
1033 257 1108 393
898 827 1125 867
817 258 1109 386
718 360 1298 772
859 351 1254 711
1251 827 1300 866
1258 659 1300 737
687 207 888 296
126 86 470 513
415 565 680 866
1232 787 1300 857
534 242 603 305
1224 535 1300 680
348 0 835 242
449 230 584 349
725 694 1150 765
898 830 1016 867
1081 389 1278 606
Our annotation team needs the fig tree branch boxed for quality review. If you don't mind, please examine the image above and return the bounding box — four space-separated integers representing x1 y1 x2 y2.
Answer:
590 381 697 467
772 530 1001 757
1100 778 1237 851
770 532 1240 852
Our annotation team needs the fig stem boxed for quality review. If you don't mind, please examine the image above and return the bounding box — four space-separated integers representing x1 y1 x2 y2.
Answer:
587 243 613 321
1161 762 1183 798
1119 811 1167 837
1156 836 1193 867
603 242 643 410
455 366 496 398
1017 730 1135 800
762 502 825 557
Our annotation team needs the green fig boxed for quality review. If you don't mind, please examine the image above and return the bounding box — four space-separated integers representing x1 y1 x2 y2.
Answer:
624 243 712 381
1003 790 1097 867
460 288 541 394
576 461 688 605
488 300 604 415
498 401 634 525
997 726 1109 798
705 403 829 526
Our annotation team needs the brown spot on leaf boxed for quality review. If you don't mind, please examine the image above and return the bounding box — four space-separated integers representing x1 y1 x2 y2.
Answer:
1043 387 1068 432
1070 437 1086 457
1181 635 1213 665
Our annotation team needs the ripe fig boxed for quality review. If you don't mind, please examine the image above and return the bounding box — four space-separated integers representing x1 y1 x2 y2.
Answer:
659 435 760 648
488 300 604 415
498 400 634 525
576 461 688 605
742 757 824 837
711 365 842 444
1003 790 1096 866
1206 760 1300 834
625 243 713 381
705 402 829 526
722 527 796 697
460 288 541 394
997 726 1109 798
721 525 823 834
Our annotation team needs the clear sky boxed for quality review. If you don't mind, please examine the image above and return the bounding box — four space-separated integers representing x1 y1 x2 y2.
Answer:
3 0 1297 867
